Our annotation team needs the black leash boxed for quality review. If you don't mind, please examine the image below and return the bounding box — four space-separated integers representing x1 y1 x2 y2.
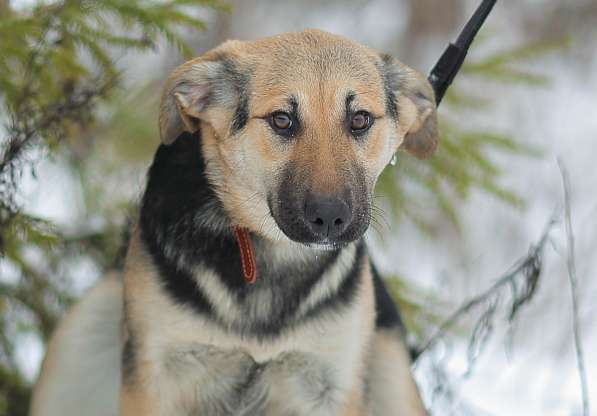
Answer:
428 0 498 106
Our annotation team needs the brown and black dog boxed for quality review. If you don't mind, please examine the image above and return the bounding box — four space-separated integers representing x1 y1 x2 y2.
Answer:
31 30 437 416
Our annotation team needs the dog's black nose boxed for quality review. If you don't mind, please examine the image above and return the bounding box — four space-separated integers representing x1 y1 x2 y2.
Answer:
304 193 351 239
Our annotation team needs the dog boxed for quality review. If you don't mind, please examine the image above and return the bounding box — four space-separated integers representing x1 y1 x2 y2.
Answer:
31 30 437 416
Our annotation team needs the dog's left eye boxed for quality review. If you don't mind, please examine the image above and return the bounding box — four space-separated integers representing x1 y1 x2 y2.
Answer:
270 112 293 131
350 111 373 133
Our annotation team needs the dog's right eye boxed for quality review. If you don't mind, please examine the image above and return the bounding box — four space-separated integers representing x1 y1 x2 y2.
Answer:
269 112 293 132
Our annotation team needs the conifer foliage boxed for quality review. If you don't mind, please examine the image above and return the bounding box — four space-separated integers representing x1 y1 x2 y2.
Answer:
0 1 224 413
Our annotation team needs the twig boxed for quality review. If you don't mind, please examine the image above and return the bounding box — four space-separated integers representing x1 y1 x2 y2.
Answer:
558 158 590 416
415 212 557 358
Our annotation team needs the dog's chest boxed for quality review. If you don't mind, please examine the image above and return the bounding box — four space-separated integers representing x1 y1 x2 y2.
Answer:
131 264 375 405
146 279 372 380
125 234 375 413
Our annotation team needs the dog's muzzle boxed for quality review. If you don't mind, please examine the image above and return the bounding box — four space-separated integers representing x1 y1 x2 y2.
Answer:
304 193 352 240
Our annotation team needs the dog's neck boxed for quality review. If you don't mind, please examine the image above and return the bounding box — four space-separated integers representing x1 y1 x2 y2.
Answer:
138 131 364 338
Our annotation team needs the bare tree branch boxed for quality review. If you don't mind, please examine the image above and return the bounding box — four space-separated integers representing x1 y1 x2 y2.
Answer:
558 158 590 416
415 212 558 359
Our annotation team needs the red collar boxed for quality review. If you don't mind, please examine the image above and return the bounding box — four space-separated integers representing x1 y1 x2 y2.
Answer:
233 227 257 284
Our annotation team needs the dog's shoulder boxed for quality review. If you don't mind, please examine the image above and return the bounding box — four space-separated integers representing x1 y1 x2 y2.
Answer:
30 274 123 416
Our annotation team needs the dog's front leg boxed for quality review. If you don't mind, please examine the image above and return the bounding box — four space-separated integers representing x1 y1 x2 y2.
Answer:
239 351 348 416
120 344 262 416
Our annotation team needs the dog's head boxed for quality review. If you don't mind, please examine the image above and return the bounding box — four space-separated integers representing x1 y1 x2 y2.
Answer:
159 30 437 248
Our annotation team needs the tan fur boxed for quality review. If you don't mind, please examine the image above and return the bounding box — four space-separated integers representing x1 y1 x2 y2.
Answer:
34 30 435 416
367 330 427 415
120 385 154 416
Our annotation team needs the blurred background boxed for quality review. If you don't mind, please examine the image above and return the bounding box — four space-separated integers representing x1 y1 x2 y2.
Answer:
1 0 596 415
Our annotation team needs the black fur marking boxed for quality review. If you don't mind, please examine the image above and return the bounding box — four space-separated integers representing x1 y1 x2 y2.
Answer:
121 336 136 383
139 132 218 317
139 131 364 340
232 94 250 132
287 95 301 129
219 56 251 133
378 53 399 120
272 161 370 246
144 230 216 318
345 91 356 113
241 245 343 337
344 91 356 133
288 95 299 114
271 162 317 243
303 241 366 321
370 261 405 332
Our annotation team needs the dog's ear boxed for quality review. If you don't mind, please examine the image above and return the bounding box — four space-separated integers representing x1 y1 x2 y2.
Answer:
159 53 244 145
379 55 438 159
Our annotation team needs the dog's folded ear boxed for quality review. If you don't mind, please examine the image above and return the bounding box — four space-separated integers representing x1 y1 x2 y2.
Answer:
379 55 439 159
159 51 245 145
159 60 216 144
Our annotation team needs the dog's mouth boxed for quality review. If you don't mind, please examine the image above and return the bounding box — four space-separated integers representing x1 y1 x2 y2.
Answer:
304 241 344 251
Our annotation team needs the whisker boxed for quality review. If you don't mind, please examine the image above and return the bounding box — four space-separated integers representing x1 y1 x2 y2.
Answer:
238 191 262 209
257 212 271 234
369 219 386 241
371 205 391 230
